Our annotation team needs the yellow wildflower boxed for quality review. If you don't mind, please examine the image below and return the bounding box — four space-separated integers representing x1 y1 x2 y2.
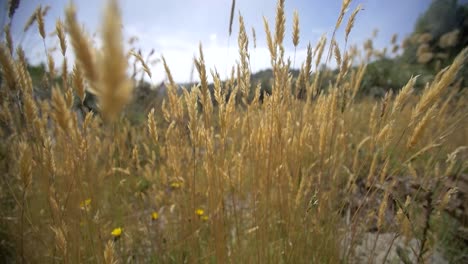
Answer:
151 211 159 220
79 198 92 211
201 215 209 221
195 209 204 216
170 182 181 189
111 227 122 238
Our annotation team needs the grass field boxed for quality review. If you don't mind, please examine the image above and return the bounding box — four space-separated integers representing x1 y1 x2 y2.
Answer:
1 0 467 263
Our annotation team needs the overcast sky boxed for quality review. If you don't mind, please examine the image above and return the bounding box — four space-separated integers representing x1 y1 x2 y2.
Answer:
2 0 451 83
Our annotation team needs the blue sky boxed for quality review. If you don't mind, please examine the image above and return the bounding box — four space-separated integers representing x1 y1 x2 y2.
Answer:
1 0 449 83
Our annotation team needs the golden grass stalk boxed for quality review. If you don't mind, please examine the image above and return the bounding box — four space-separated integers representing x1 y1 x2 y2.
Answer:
51 87 71 131
275 0 286 47
16 46 27 68
23 93 38 125
50 225 68 261
396 196 412 241
24 7 39 32
335 0 351 32
4 24 13 55
97 0 133 122
72 65 86 104
412 47 468 120
56 19 67 56
104 241 118 264
147 108 159 144
407 105 436 149
0 44 18 90
16 58 33 93
129 50 152 78
332 39 341 68
391 75 417 115
238 14 251 101
292 10 300 48
377 188 389 230
65 3 98 86
315 35 327 68
161 56 184 121
36 5 46 39
345 4 362 44
263 16 276 62
194 44 212 124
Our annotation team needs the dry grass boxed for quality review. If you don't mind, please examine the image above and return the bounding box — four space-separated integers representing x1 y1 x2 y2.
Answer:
1 0 467 263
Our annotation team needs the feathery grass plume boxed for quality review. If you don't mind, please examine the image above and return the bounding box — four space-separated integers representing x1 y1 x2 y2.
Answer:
16 58 33 93
97 0 133 122
377 188 389 230
184 85 200 142
315 34 327 68
147 108 159 144
194 43 213 124
104 240 117 264
72 65 86 104
64 85 74 108
56 19 67 56
332 39 341 68
0 44 18 90
161 56 183 121
8 0 20 18
24 7 39 32
345 4 362 45
380 90 392 118
23 93 37 125
305 42 312 76
275 0 286 48
292 10 300 48
396 196 412 242
16 46 27 68
335 0 352 33
413 47 468 120
263 16 276 62
51 225 68 260
228 0 236 36
51 87 71 131
4 24 13 55
292 9 300 69
36 5 46 39
407 104 436 149
211 69 224 106
350 64 366 100
42 5 51 16
238 14 251 101
391 76 417 115
129 50 151 78
66 3 98 86
327 0 351 61
252 27 257 49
